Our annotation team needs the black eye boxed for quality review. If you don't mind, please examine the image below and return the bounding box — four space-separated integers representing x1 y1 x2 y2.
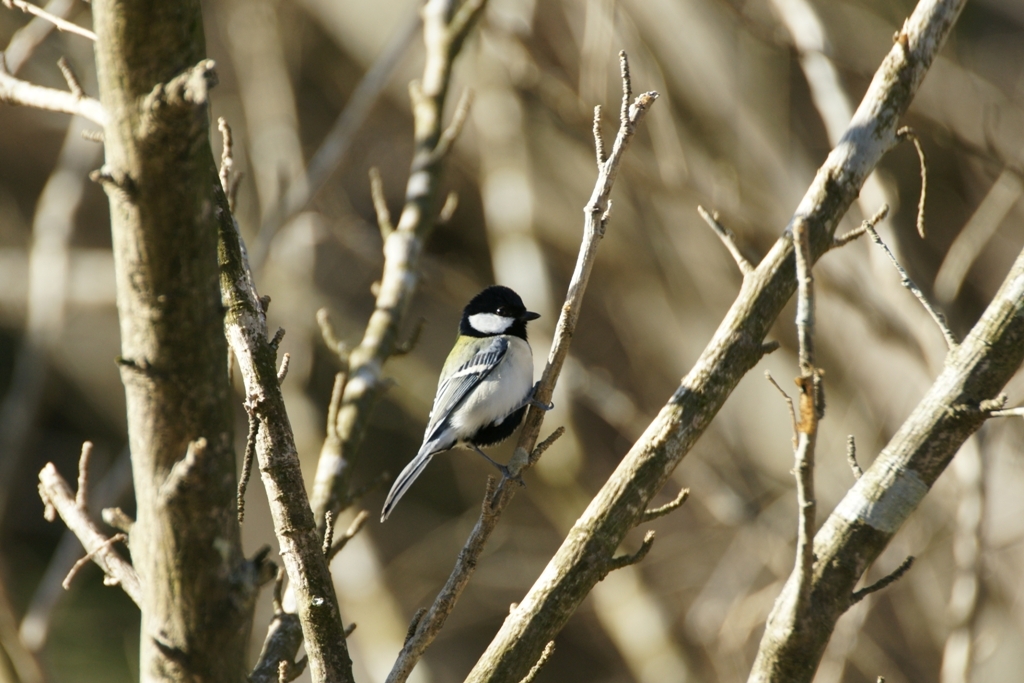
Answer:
497 306 509 316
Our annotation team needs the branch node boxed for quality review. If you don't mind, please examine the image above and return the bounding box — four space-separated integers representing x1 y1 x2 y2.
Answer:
344 623 357 638
698 205 754 275
640 488 690 523
851 556 915 605
160 438 208 500
760 340 781 357
102 506 135 535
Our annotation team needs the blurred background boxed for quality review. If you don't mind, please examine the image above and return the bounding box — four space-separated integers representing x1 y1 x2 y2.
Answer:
2 0 1024 681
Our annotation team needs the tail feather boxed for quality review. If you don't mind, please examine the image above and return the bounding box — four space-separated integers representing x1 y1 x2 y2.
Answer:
381 444 438 521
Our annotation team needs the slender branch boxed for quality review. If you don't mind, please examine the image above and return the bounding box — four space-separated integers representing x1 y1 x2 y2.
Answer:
897 127 928 238
864 220 958 349
0 59 107 126
369 167 394 239
989 406 1024 417
850 556 915 605
698 205 754 275
765 371 798 447
250 571 307 683
2 0 97 40
56 56 84 98
465 2 968 681
604 530 656 574
327 510 370 561
832 205 889 249
790 218 820 613
219 187 354 681
62 533 128 590
37 463 141 605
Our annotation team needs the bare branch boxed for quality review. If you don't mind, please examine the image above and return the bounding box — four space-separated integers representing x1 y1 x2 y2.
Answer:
850 556 915 605
699 205 754 275
217 117 240 212
989 406 1024 418
277 352 291 383
864 220 957 350
438 191 459 224
237 408 259 524
593 105 605 166
0 59 107 126
2 0 96 40
37 463 141 605
846 435 863 480
322 510 335 559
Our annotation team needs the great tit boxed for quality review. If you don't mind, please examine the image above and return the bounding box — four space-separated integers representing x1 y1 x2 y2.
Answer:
381 285 541 521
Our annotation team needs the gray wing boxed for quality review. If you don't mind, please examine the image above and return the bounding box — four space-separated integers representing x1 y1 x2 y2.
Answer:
422 336 509 445
380 336 509 521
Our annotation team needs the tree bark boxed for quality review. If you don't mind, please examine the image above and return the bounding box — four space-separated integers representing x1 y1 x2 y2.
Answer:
92 2 257 680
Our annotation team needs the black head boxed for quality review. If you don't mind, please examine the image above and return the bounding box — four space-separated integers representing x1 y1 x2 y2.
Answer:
459 285 540 340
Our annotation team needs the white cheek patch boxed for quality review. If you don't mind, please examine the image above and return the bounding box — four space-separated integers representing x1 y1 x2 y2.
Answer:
468 313 514 335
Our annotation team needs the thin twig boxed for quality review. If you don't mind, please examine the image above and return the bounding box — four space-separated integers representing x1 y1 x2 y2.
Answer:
605 530 656 573
518 642 555 683
765 371 798 447
327 510 370 561
277 352 291 383
62 533 127 590
864 220 958 349
369 167 394 239
851 556 915 604
438 191 459 224
988 406 1024 417
75 441 92 510
640 488 690 523
56 56 84 98
897 127 928 238
2 0 97 40
593 105 605 166
237 407 259 524
322 510 335 559
698 205 754 275
833 205 890 248
846 435 863 479
217 117 240 213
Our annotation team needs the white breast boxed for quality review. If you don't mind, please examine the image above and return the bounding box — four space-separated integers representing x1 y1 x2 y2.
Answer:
450 336 533 435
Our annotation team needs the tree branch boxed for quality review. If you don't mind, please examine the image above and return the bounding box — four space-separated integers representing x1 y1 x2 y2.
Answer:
37 463 142 605
749 241 1024 681
0 58 107 125
2 0 96 40
464 2 968 681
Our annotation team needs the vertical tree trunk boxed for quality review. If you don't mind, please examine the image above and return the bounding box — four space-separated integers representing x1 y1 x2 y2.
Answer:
92 2 255 680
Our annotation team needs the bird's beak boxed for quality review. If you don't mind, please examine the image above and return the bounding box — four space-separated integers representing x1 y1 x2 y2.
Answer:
522 311 541 321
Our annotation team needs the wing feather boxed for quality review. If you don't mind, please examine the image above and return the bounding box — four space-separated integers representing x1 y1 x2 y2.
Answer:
422 337 508 443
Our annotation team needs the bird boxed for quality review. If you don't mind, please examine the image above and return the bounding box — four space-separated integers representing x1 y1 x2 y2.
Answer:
381 285 544 521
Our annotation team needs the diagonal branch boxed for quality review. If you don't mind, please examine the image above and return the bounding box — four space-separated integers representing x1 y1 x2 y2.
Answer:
464 2 968 681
